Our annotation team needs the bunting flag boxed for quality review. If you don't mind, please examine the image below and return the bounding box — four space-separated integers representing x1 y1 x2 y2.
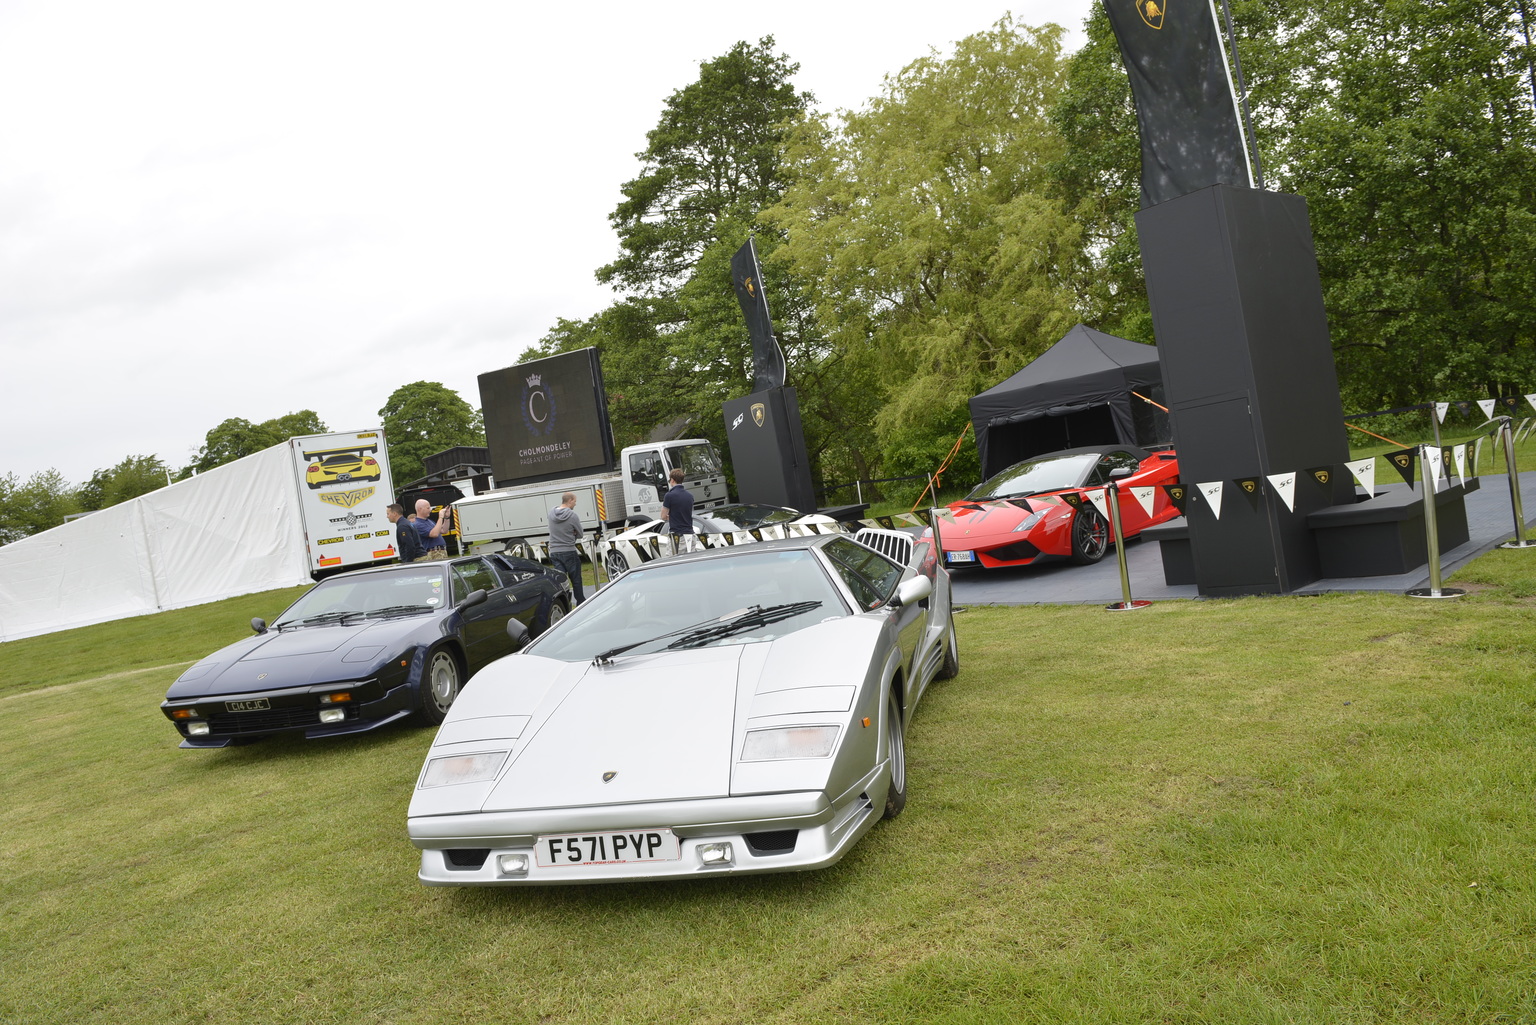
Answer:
1385 447 1418 485
1452 443 1468 483
1478 398 1498 419
1085 488 1112 520
1502 396 1522 412
1433 401 1449 424
1267 471 1297 512
1233 477 1261 511
1163 483 1188 513
1059 491 1085 510
1345 457 1375 496
1423 445 1445 491
1527 393 1536 414
1198 480 1224 520
1305 466 1334 488
1130 485 1158 517
1455 400 1475 419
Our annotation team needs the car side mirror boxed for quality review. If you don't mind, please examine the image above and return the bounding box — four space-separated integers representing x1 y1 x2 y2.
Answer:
458 588 488 611
890 575 932 609
251 617 268 634
1109 466 1135 480
506 618 530 650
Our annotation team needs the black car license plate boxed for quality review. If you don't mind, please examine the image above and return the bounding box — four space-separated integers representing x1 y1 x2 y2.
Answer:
225 698 271 712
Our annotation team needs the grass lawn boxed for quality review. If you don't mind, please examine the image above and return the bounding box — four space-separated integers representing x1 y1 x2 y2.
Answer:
2 556 1535 1022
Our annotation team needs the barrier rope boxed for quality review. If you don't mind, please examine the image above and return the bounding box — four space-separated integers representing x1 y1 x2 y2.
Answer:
911 423 972 514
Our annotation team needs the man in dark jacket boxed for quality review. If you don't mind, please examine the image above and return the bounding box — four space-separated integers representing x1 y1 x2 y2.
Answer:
387 504 425 563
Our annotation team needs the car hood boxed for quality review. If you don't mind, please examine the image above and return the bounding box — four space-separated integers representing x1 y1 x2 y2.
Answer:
938 495 1066 546
410 615 886 818
165 616 439 698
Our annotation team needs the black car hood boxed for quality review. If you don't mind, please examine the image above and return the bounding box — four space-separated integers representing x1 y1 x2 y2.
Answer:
165 616 441 699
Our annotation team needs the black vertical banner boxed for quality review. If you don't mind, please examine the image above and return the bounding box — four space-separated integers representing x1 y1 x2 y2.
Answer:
730 238 787 393
1100 0 1251 207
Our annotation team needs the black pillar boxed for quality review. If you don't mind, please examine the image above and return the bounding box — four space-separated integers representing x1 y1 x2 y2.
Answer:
722 387 817 513
1136 185 1352 595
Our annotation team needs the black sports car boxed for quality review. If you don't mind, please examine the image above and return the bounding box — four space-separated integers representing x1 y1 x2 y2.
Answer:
160 554 572 748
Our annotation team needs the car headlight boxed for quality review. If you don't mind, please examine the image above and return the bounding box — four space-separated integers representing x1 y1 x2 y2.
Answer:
419 750 511 788
741 726 840 761
1013 511 1046 532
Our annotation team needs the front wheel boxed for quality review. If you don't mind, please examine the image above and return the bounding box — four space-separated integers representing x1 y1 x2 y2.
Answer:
417 648 461 726
882 693 907 820
535 599 568 637
1070 505 1109 565
604 549 630 580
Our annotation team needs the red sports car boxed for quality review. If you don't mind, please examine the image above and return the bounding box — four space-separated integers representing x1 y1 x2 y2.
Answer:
934 446 1180 569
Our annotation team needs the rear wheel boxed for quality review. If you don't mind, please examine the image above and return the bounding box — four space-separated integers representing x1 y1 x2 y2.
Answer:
604 549 630 580
505 537 535 560
882 693 907 820
417 648 461 726
1070 506 1108 565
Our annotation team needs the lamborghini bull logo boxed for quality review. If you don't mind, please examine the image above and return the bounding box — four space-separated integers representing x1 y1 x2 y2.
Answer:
751 402 766 427
317 486 376 510
1136 0 1165 29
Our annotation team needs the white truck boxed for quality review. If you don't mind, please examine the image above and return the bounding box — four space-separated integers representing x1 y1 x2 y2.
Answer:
286 428 399 576
452 438 729 552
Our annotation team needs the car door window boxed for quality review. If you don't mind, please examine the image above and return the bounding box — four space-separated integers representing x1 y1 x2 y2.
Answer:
451 558 498 601
823 538 903 610
629 451 665 490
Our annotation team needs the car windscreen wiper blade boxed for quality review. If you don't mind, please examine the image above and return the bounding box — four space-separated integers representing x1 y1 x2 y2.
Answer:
662 601 823 651
591 601 823 664
291 610 365 626
366 604 435 617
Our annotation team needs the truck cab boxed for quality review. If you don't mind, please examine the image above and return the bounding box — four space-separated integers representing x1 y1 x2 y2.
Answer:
622 440 728 521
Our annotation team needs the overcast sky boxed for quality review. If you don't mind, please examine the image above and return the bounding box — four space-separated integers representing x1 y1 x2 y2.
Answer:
1 0 1090 486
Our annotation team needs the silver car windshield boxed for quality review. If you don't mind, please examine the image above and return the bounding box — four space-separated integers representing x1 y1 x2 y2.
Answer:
274 568 450 626
528 549 849 662
967 452 1097 500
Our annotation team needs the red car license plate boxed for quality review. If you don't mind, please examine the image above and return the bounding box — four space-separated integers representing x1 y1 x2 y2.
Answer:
536 829 680 867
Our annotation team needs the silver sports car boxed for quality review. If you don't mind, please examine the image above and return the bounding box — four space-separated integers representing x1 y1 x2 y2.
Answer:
407 530 959 884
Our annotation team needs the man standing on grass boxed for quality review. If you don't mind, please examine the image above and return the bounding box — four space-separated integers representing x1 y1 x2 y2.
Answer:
547 492 586 604
387 504 424 563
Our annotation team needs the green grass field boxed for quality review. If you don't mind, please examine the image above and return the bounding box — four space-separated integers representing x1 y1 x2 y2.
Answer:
3 554 1535 1023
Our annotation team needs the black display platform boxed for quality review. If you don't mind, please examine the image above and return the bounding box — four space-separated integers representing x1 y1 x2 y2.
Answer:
722 387 816 513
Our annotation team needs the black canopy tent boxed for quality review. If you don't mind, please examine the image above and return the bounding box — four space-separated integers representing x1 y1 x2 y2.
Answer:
969 324 1169 478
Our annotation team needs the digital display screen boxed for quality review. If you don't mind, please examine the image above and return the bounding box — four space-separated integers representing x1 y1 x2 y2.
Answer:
478 348 615 485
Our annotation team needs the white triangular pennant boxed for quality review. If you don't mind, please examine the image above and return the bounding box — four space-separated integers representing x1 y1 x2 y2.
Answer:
1198 481 1224 520
1452 444 1467 483
1526 393 1536 415
1085 488 1111 520
1434 401 1449 424
1346 457 1375 496
1130 486 1157 518
1266 472 1297 512
1423 445 1445 491
1478 398 1497 419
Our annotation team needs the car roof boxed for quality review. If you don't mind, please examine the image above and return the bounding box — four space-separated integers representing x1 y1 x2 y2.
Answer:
622 534 831 574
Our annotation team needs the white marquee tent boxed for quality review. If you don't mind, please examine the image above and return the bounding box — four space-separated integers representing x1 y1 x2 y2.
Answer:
0 443 313 642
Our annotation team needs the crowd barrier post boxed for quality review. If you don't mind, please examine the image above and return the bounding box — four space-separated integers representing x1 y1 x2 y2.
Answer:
1494 417 1536 550
1105 480 1151 612
1407 443 1465 599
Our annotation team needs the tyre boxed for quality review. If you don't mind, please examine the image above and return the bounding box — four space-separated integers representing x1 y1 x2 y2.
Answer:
936 611 959 679
604 549 630 580
882 693 907 820
1069 505 1109 565
535 599 568 637
417 648 461 726
505 538 535 560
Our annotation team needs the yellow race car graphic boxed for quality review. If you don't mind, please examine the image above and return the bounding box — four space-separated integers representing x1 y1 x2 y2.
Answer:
304 445 382 489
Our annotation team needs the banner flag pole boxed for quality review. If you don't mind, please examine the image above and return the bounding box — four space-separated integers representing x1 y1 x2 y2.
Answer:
1105 480 1152 611
1407 443 1465 599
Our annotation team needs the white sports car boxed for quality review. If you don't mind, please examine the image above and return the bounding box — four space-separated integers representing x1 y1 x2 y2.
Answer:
598 503 840 580
406 530 958 884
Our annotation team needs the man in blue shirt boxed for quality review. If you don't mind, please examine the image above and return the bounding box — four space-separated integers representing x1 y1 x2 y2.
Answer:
387 504 424 563
413 499 451 560
661 468 696 553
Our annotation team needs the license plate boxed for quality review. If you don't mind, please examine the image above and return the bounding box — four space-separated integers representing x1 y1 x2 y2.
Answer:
947 550 976 563
535 829 680 868
225 698 271 712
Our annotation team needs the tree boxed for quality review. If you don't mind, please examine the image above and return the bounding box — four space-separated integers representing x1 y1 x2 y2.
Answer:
185 410 328 476
769 18 1081 492
378 382 485 487
78 455 172 511
0 468 81 541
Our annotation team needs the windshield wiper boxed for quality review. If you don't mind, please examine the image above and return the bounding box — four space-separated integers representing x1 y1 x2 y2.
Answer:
292 610 365 626
592 601 823 665
366 604 435 618
663 601 823 651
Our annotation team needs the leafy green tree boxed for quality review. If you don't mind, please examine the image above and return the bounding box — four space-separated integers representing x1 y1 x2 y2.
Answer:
78 455 172 511
378 382 485 487
769 17 1081 491
0 468 81 541
185 410 328 475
